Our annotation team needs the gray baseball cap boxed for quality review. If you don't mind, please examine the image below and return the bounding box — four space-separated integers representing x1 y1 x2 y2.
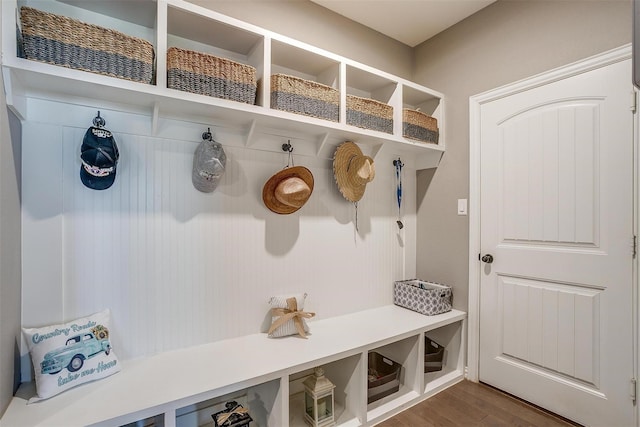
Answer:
192 138 226 193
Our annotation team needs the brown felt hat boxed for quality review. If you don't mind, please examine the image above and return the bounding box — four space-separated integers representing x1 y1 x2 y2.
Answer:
262 166 314 214
333 141 375 202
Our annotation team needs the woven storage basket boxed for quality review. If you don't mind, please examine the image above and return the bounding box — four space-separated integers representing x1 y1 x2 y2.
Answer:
167 47 257 104
20 7 154 84
403 109 439 144
347 95 393 134
271 74 339 122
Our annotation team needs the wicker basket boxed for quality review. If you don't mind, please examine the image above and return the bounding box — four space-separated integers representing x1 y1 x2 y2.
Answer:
20 7 154 84
347 95 393 134
167 47 257 104
271 74 339 122
403 109 439 144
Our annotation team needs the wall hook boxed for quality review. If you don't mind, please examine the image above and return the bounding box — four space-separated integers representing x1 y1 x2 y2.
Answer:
93 111 106 128
282 140 295 167
282 140 293 153
202 127 213 141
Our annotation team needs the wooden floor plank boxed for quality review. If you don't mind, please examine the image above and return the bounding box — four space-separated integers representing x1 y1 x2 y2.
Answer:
446 385 539 426
375 380 581 427
456 382 563 426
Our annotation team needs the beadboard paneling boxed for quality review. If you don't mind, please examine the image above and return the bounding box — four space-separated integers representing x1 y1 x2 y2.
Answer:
498 275 600 387
20 101 416 380
500 102 599 246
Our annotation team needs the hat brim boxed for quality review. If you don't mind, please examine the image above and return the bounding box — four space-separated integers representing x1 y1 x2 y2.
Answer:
80 167 116 190
333 142 368 202
262 166 314 214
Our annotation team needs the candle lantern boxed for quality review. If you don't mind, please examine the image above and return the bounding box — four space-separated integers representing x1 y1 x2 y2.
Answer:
303 366 336 427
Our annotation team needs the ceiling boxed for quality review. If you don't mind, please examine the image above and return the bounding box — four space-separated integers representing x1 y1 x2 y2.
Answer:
310 0 496 47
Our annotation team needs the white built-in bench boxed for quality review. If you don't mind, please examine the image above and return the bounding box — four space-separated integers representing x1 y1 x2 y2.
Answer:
1 305 466 427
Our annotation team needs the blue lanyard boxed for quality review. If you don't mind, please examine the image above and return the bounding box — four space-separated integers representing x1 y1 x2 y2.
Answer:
394 158 404 229
394 158 403 209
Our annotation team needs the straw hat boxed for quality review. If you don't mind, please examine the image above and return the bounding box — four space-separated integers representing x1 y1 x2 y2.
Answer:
333 141 375 202
262 166 314 214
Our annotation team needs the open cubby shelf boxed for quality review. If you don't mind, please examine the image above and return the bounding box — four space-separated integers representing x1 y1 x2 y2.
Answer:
1 0 445 169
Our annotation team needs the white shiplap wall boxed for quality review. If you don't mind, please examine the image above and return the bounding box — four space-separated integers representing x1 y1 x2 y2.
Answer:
20 99 416 380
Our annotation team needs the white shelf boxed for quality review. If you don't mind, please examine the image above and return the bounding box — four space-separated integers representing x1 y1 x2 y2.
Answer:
2 0 445 169
2 305 466 427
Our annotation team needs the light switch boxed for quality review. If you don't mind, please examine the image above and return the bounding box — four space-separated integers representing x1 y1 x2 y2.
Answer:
457 199 467 215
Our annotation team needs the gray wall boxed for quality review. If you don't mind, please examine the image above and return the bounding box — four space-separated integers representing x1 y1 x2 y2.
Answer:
413 0 632 312
0 0 23 413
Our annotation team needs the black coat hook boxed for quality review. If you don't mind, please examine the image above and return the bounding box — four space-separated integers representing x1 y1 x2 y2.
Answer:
282 140 293 153
202 127 213 141
93 111 105 128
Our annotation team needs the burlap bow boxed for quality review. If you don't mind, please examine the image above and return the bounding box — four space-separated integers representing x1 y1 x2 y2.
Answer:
216 405 249 426
268 297 315 338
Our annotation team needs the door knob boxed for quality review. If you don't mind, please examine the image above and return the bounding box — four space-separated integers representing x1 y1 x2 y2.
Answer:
481 254 494 264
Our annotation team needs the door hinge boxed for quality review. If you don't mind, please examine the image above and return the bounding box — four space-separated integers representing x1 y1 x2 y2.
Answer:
632 91 637 113
631 378 637 404
633 235 637 259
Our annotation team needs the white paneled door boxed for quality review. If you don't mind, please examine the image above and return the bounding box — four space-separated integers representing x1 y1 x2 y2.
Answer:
478 57 635 426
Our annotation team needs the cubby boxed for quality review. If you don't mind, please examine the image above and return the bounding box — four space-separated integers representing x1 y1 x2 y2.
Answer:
346 66 398 103
165 4 266 99
166 6 264 69
423 320 465 394
175 380 281 427
289 355 363 427
271 40 340 88
367 336 421 423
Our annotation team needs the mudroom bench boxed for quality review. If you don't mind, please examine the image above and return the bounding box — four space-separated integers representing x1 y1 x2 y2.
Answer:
2 305 466 427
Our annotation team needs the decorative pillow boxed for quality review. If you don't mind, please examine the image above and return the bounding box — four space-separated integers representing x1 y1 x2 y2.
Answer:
22 309 120 402
267 293 315 338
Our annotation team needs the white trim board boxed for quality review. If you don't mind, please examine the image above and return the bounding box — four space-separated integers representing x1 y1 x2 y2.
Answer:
467 44 634 383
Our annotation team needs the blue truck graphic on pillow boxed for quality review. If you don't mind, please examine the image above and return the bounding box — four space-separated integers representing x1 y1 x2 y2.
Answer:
41 325 111 374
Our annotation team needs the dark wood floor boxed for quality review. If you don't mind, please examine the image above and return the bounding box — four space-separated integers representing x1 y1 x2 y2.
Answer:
376 380 581 427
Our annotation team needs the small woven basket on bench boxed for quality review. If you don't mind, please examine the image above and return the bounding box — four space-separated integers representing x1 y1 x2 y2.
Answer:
20 6 154 84
271 74 339 122
167 47 257 104
403 109 439 144
393 279 452 316
347 95 393 134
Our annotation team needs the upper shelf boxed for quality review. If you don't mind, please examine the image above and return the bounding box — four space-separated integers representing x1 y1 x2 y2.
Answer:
2 0 446 169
